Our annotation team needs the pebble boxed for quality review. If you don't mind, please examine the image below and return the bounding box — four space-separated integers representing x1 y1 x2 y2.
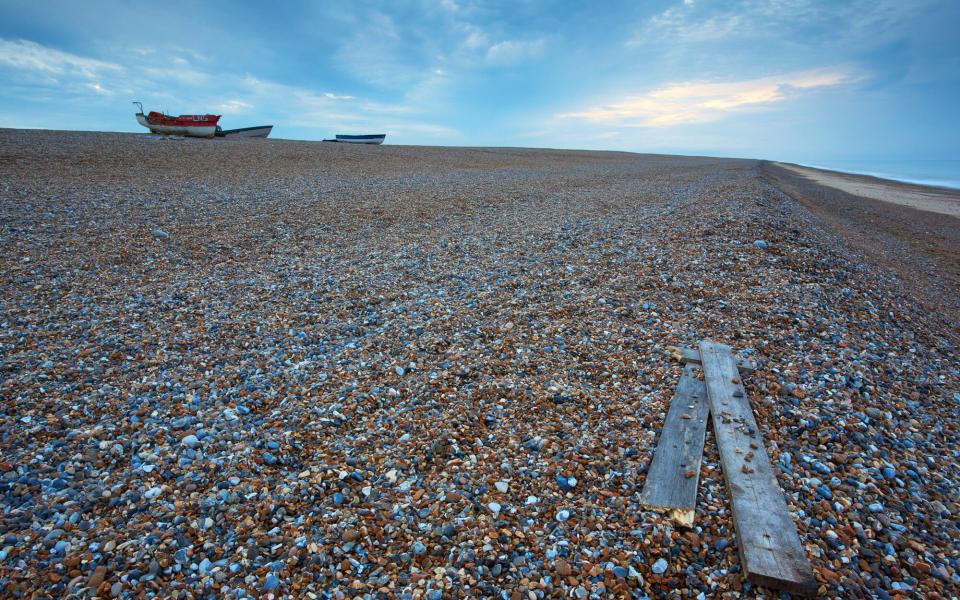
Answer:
556 474 578 493
1 131 957 599
651 558 668 574
263 573 281 592
87 565 107 589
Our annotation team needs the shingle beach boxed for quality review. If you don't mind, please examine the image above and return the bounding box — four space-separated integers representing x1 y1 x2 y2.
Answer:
1 129 958 598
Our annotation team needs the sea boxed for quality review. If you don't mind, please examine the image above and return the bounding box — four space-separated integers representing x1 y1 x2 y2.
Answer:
795 159 960 190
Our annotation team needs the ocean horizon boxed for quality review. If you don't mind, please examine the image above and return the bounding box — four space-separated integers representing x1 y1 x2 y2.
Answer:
797 159 960 190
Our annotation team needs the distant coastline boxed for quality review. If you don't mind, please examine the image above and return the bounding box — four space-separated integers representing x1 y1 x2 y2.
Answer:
773 162 960 218
794 159 960 190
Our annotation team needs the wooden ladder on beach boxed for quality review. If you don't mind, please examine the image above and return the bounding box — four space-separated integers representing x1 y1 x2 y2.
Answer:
640 340 817 596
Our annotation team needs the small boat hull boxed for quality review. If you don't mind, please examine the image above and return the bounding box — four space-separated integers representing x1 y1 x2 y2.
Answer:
334 134 386 145
217 125 273 138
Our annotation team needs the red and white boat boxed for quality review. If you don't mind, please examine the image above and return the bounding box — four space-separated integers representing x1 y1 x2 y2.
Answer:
134 102 221 138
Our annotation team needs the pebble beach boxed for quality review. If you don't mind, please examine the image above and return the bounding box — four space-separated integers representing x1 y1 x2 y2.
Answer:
1 129 958 599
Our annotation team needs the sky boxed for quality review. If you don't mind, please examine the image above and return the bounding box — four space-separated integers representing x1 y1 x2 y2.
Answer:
0 0 958 162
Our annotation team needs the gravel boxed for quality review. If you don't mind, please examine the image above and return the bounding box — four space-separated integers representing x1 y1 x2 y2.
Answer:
0 129 958 598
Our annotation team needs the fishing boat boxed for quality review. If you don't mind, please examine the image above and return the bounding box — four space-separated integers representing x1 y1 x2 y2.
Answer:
323 134 386 145
216 125 273 138
134 102 220 138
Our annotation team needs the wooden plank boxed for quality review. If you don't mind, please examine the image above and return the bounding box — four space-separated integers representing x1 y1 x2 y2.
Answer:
698 340 817 596
639 363 709 527
674 346 755 373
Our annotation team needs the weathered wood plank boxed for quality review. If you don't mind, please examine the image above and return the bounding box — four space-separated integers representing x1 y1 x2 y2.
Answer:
698 340 817 596
674 346 755 373
639 363 709 527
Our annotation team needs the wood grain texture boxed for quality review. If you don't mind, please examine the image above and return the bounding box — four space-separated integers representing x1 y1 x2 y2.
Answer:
698 340 817 596
639 363 709 526
676 346 755 373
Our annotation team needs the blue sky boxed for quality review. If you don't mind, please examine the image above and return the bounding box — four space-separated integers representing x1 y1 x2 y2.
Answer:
1 0 958 161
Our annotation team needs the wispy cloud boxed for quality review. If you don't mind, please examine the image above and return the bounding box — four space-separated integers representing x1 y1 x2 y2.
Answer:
485 39 545 64
0 38 127 99
460 24 490 50
330 10 431 88
629 7 744 45
216 99 253 113
0 38 121 78
559 67 855 127
233 76 457 140
628 0 932 47
85 82 113 96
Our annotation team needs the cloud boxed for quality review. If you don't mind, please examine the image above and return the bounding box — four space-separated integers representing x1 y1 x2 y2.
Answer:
230 76 456 140
140 65 211 85
85 82 113 96
628 0 932 47
0 38 131 99
629 7 744 45
216 99 253 113
330 10 427 88
436 0 461 14
559 67 855 127
0 38 121 78
460 24 490 50
485 39 545 64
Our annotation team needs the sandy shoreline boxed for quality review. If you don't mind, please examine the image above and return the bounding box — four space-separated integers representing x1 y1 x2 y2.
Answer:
775 162 960 218
1 130 958 598
764 161 960 323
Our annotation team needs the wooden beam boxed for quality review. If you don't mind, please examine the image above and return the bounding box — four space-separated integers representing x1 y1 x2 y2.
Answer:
639 363 709 527
674 346 755 373
698 340 817 596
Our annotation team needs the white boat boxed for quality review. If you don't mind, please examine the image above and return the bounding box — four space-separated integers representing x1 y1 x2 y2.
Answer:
217 125 273 138
323 134 386 145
